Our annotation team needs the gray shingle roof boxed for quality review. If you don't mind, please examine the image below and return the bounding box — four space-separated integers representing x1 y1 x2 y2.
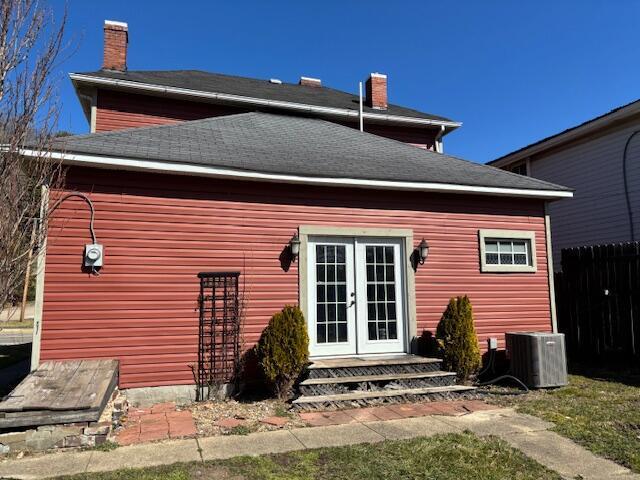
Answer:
52 112 570 193
75 69 455 123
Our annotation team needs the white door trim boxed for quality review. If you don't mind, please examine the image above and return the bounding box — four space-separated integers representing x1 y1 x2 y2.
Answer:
298 225 416 357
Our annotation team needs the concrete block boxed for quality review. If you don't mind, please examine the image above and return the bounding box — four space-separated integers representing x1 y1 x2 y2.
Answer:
26 426 84 451
123 383 235 407
80 435 95 447
62 436 83 448
84 425 110 436
0 431 27 446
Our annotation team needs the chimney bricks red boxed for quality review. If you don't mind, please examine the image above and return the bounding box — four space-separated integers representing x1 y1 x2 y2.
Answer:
365 73 387 110
103 20 128 71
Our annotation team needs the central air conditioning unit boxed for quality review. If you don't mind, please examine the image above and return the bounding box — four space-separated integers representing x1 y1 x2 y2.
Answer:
506 332 568 388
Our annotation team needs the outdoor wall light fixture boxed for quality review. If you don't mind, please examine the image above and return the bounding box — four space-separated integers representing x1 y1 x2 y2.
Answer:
417 238 429 265
289 232 301 260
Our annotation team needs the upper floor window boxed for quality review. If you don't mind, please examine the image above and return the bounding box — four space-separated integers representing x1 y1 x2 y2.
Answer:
478 229 537 273
510 161 528 176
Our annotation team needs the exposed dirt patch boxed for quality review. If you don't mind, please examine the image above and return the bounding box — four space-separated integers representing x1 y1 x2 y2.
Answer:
188 398 305 436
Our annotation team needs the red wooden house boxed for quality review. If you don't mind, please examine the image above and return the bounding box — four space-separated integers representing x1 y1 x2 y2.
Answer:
27 21 572 404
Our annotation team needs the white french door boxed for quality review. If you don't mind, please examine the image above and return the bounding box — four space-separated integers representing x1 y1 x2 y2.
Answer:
307 236 406 357
307 237 357 356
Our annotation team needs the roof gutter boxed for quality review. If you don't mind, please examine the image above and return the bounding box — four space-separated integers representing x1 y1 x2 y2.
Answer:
22 149 572 200
491 100 640 167
70 73 462 130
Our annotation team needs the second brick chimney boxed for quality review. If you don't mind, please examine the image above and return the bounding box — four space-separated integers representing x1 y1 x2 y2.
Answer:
103 20 128 71
365 73 387 110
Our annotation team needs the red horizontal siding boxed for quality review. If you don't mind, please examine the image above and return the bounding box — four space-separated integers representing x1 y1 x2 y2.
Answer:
95 90 439 149
95 90 247 132
41 168 551 388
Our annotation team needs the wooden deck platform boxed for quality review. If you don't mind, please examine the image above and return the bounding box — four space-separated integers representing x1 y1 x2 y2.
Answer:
0 359 118 429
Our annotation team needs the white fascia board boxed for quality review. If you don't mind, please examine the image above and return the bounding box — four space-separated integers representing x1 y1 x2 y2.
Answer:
69 74 462 130
25 149 573 200
492 101 640 167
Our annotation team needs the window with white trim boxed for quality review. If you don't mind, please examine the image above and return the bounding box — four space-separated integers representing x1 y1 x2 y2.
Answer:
478 230 537 273
484 239 530 266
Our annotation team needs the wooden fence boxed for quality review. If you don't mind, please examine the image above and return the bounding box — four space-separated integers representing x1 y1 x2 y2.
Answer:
555 242 640 361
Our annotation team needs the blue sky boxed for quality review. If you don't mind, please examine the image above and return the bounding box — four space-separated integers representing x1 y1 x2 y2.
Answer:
52 0 640 163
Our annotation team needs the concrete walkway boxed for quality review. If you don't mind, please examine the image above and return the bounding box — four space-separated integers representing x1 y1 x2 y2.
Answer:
0 408 637 480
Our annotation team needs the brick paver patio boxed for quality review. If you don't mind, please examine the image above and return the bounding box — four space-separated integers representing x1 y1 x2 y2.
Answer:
298 400 493 427
115 399 494 445
116 402 197 445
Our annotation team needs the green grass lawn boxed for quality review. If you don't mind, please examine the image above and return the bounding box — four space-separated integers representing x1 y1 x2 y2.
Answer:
0 342 31 370
54 433 560 480
494 370 640 473
0 319 33 329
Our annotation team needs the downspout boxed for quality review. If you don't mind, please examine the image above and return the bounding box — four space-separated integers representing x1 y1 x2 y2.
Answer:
622 130 640 242
435 125 445 153
544 202 558 333
77 91 97 133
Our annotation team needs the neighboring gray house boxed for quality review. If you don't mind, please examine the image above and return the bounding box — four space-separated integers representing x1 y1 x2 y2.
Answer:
490 99 640 269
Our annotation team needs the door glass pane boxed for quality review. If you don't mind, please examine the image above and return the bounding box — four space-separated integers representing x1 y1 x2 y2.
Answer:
317 324 326 343
336 265 346 282
337 285 346 302
338 323 347 342
364 245 399 342
327 323 336 342
327 285 336 302
315 244 348 344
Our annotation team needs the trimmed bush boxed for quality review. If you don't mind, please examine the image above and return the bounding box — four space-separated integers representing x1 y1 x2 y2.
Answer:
436 295 481 381
256 305 309 398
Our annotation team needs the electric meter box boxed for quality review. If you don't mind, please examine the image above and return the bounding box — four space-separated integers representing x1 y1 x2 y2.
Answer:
84 244 104 268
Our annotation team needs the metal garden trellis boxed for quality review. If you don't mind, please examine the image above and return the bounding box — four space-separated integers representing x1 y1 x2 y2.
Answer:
196 271 241 401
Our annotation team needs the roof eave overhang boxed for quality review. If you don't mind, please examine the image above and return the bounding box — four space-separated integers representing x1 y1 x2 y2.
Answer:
491 101 640 168
26 149 572 200
70 73 462 131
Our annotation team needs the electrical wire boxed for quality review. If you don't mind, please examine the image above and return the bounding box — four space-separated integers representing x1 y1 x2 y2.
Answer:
474 347 529 395
48 192 97 244
476 374 530 395
48 192 100 275
622 130 640 242
476 346 496 378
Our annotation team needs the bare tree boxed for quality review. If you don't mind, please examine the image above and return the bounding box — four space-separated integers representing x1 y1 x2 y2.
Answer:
0 0 66 312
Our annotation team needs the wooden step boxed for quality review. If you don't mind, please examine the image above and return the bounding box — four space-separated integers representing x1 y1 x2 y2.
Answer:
293 385 476 406
300 371 455 386
308 355 440 370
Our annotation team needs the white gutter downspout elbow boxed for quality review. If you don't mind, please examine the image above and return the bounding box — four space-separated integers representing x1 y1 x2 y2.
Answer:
77 92 97 133
435 125 445 153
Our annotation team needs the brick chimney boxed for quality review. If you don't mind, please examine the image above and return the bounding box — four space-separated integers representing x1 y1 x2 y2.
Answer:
103 20 128 71
365 73 387 110
299 76 321 87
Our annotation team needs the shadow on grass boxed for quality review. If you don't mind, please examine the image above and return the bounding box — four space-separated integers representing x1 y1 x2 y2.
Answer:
568 361 640 388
